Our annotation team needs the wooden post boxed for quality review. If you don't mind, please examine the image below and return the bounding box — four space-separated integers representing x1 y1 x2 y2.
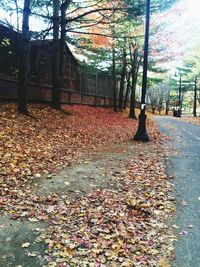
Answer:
95 72 98 106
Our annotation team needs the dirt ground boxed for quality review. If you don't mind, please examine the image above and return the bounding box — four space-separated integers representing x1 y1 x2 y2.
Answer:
0 104 176 267
0 142 141 267
0 138 174 267
31 142 142 198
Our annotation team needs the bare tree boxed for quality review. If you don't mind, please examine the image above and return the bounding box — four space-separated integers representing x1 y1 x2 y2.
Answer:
147 83 168 114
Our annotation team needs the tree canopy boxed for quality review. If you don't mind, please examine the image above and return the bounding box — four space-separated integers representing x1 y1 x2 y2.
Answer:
0 0 181 113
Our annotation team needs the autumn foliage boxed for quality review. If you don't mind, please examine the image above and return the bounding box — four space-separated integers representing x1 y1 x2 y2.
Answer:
1 104 134 184
0 104 161 182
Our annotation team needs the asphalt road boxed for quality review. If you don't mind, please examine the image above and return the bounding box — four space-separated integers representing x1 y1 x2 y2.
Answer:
156 116 200 267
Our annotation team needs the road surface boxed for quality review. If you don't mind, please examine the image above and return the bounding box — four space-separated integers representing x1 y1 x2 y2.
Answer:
156 116 200 267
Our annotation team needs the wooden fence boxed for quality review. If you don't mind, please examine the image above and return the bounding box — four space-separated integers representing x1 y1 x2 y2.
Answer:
0 75 115 107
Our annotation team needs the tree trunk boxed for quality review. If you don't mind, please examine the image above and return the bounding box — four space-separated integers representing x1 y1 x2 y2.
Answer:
52 0 70 109
112 47 117 112
52 0 60 110
57 3 67 109
59 1 71 88
165 99 169 115
129 48 140 119
158 100 162 114
18 0 31 114
123 71 131 110
118 48 126 111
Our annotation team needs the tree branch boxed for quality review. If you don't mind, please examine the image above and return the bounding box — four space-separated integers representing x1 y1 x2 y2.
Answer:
66 7 124 23
67 30 144 39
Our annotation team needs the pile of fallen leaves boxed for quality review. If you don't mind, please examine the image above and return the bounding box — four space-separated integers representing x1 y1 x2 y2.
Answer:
0 103 175 267
1 142 175 267
0 103 159 189
39 148 176 267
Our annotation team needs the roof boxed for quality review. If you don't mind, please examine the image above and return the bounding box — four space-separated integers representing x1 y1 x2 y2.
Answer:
30 39 77 62
0 24 20 41
0 24 77 62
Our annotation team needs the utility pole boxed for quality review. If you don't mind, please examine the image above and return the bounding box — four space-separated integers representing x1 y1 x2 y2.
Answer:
134 0 150 142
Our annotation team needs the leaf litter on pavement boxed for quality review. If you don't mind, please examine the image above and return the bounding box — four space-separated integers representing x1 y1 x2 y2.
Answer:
0 103 176 266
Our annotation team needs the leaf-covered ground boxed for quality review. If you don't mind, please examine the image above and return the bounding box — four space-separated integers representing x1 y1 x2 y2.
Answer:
177 116 200 126
0 103 175 267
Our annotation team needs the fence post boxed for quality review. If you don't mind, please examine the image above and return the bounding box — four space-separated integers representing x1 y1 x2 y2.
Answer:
95 72 98 106
109 75 112 107
105 73 108 106
80 70 83 104
82 62 86 104
81 69 84 104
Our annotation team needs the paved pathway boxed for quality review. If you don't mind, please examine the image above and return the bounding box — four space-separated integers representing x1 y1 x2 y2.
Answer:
156 116 200 267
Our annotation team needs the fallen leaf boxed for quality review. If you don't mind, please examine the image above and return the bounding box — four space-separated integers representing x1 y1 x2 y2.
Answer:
21 242 31 248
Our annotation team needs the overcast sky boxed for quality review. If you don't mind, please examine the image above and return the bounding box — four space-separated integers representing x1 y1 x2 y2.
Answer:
1 0 200 69
156 0 200 69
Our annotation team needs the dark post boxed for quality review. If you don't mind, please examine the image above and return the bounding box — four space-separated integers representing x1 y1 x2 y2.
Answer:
81 61 86 104
134 0 150 142
95 72 98 106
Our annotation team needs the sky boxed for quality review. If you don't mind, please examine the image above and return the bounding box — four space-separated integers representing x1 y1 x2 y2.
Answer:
155 0 200 69
1 0 200 69
178 0 200 48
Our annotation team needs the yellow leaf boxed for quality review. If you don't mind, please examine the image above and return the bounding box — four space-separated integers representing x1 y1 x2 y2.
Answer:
54 243 63 249
158 259 170 267
21 242 30 248
140 203 151 208
8 210 16 214
126 198 137 207
78 213 86 217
